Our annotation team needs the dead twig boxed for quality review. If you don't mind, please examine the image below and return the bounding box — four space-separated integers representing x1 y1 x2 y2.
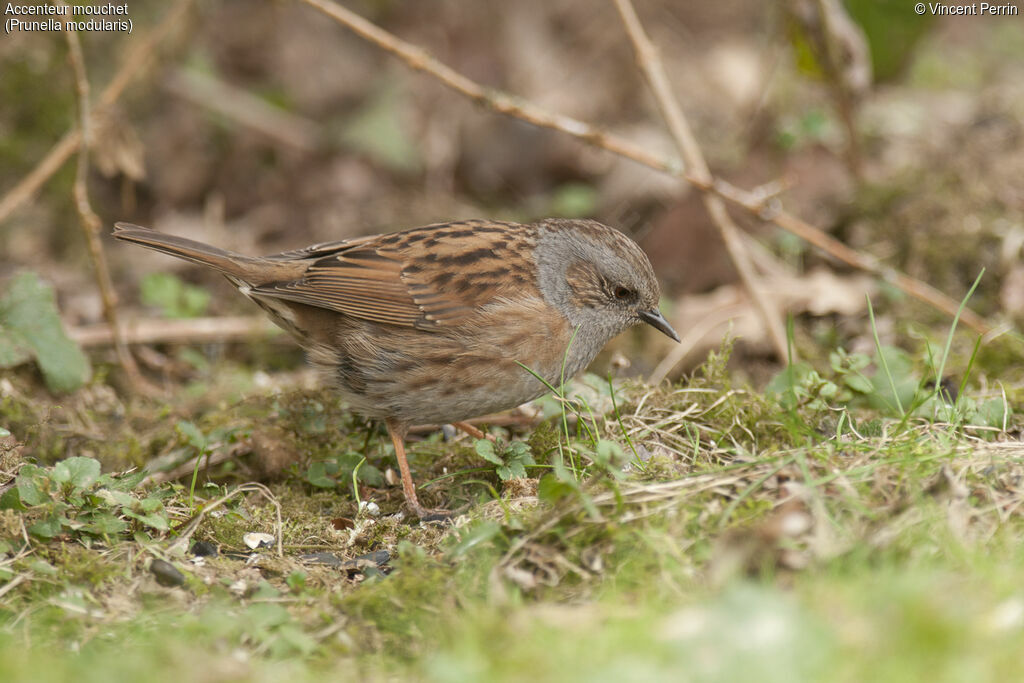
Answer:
0 0 193 226
790 0 870 179
62 13 149 392
68 315 279 347
298 0 991 336
612 0 789 362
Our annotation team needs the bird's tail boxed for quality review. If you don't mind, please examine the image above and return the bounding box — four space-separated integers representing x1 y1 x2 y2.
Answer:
112 222 296 285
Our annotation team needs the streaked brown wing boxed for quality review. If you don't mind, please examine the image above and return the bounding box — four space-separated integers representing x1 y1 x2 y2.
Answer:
248 220 537 330
261 233 379 261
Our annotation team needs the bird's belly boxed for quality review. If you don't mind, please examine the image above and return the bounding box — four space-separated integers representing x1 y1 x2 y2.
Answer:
315 310 584 425
332 352 561 424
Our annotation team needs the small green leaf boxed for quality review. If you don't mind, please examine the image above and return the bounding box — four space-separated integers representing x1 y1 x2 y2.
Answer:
29 559 58 576
474 440 502 465
0 327 33 367
286 571 307 593
96 489 135 507
974 398 1010 428
52 457 101 489
537 474 574 503
447 520 502 557
0 486 25 510
124 510 170 531
140 272 210 319
506 461 527 479
0 272 91 392
304 462 335 489
101 470 146 492
83 513 129 536
843 374 875 394
139 513 169 531
176 420 208 451
765 362 814 398
15 465 48 507
28 516 63 538
356 463 385 487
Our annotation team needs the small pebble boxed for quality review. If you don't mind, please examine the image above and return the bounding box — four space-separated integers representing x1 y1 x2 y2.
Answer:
358 501 381 517
243 532 275 550
190 541 218 557
150 559 185 587
300 552 344 568
354 550 390 566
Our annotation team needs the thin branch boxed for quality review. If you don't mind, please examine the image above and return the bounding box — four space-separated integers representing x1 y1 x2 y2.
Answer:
800 0 868 179
297 0 991 337
814 0 863 177
612 0 789 361
0 0 193 226
62 12 149 392
0 131 81 226
68 316 279 347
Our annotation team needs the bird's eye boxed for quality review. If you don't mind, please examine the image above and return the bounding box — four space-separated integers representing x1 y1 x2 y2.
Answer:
613 286 633 300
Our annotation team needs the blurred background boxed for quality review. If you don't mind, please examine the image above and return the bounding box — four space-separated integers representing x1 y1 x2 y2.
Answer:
2 0 1023 385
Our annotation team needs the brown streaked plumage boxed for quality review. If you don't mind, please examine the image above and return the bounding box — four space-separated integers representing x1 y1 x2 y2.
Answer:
113 218 679 519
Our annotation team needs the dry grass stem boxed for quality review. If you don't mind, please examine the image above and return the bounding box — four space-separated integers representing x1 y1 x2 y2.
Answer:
612 0 789 362
808 0 868 178
68 315 279 347
61 15 148 392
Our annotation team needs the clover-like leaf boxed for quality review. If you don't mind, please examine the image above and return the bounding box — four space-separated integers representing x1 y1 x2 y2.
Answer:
52 457 101 490
0 272 91 392
474 439 502 465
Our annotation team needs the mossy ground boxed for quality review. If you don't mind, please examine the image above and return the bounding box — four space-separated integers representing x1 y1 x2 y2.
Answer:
3 330 1024 682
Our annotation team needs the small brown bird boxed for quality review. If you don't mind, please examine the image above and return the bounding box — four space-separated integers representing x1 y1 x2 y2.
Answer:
113 218 679 518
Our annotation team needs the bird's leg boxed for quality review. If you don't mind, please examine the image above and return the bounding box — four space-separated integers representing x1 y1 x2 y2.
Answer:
452 421 496 443
385 418 450 521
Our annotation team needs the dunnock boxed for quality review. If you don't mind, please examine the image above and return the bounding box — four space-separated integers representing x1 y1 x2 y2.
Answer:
113 218 679 518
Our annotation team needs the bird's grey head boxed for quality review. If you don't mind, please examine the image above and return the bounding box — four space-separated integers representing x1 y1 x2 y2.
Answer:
533 219 679 362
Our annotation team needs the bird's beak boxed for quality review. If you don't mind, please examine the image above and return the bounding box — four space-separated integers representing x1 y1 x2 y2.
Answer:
639 309 680 342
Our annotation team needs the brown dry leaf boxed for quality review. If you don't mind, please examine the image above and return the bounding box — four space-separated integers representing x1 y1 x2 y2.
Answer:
91 109 146 181
249 427 299 479
501 477 538 498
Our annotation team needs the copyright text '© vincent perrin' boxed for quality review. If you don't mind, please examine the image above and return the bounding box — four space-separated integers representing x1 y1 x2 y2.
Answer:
914 2 1019 14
